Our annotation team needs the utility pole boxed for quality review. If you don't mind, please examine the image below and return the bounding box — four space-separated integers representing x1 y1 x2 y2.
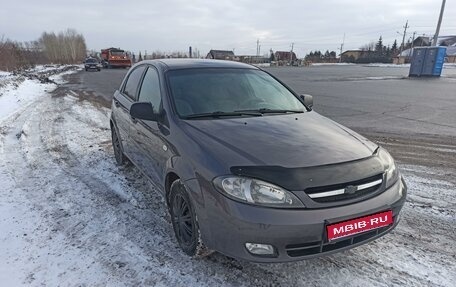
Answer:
432 0 446 46
400 20 410 53
290 43 294 65
256 39 260 56
339 33 345 63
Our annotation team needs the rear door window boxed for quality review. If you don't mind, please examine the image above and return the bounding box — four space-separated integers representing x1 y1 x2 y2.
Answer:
123 66 146 100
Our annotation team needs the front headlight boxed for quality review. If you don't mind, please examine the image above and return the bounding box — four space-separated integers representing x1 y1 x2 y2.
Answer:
377 148 399 188
213 176 304 208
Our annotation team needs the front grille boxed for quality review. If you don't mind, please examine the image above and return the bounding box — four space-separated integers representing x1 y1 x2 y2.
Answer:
305 174 383 203
286 225 391 257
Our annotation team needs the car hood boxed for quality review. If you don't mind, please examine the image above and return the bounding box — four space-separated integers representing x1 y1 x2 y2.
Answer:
181 111 378 169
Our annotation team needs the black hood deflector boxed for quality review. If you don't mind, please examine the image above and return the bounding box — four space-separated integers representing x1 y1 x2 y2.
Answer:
230 154 384 191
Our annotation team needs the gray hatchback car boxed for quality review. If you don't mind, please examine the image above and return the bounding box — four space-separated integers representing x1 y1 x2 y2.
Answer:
110 59 407 262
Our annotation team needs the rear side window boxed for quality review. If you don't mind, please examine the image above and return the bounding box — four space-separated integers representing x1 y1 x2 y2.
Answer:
123 66 146 100
138 67 162 113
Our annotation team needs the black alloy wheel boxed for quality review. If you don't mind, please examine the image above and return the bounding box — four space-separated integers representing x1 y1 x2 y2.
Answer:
169 180 210 257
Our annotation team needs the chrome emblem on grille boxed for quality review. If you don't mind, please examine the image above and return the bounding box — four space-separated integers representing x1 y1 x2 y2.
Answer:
344 185 358 194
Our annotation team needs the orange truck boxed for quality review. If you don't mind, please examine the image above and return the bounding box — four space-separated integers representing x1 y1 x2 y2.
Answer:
101 48 132 68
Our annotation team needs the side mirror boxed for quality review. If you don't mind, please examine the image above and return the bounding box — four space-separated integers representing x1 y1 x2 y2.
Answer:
130 102 158 121
300 94 313 110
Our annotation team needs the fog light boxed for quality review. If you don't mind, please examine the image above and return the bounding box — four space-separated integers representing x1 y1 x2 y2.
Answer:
245 243 275 255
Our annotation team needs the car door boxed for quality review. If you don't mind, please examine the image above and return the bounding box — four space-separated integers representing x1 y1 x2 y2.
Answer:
129 66 169 188
112 65 146 157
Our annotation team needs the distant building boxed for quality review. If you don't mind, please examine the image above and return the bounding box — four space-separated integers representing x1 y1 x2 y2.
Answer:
341 50 361 61
274 51 297 62
413 36 431 47
411 35 456 48
341 50 375 62
206 50 235 60
438 35 456 47
238 55 269 64
447 46 456 63
397 35 456 63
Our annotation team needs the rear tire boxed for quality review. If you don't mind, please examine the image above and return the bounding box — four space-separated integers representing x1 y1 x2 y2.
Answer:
111 125 128 166
169 180 213 258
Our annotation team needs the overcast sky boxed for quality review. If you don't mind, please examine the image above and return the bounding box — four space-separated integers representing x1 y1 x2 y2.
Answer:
2 0 456 57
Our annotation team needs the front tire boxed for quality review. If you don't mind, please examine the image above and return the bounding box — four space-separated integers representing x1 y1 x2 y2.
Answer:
169 180 212 258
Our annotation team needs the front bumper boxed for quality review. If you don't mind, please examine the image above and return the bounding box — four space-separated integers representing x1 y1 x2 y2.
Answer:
192 177 407 263
108 61 131 67
85 65 99 70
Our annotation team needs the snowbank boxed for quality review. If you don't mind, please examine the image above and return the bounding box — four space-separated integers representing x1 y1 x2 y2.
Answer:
311 63 356 66
253 63 271 67
0 78 53 122
364 63 410 68
0 66 80 121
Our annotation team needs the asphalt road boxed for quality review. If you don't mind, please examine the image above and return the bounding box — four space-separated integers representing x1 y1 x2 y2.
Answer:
267 65 456 137
77 65 456 137
75 68 127 104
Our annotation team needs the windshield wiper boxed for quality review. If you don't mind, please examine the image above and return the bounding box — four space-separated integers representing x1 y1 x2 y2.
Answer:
183 111 262 119
235 108 304 114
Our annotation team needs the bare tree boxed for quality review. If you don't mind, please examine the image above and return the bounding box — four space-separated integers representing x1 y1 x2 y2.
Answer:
0 36 31 71
0 28 86 71
360 41 376 51
39 29 87 64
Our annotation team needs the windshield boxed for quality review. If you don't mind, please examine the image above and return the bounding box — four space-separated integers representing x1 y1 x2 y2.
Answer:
85 58 97 63
168 68 305 118
111 51 125 56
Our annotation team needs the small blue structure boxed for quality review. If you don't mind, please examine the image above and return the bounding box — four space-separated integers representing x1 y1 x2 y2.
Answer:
409 46 447 77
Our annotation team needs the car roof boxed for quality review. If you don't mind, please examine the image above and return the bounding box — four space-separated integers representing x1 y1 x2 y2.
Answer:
140 59 258 71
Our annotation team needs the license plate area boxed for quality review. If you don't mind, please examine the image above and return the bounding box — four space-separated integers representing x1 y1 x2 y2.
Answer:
326 210 393 241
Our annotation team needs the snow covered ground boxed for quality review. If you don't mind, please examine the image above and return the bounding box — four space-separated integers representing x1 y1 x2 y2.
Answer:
0 69 455 286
